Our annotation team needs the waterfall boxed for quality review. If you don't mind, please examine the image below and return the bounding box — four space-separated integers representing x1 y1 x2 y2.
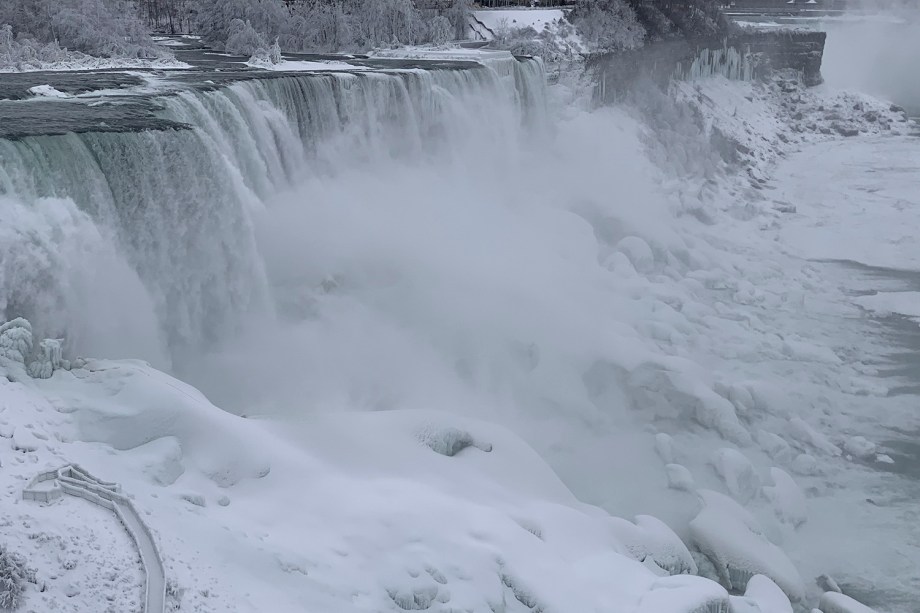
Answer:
0 56 546 364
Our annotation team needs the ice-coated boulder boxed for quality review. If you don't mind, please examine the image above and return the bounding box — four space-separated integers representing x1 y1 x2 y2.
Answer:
616 236 655 273
690 490 804 602
842 436 877 459
757 430 793 463
787 417 840 456
711 448 760 503
744 575 792 613
416 425 492 457
666 463 695 491
818 592 876 613
611 515 698 576
762 468 807 527
729 595 762 613
656 432 676 464
636 573 730 613
791 453 820 476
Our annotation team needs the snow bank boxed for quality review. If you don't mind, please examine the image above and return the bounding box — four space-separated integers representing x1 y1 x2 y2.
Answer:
246 59 368 72
0 57 190 73
41 359 271 488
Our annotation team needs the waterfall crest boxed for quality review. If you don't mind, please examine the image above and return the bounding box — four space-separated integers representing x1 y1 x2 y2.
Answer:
0 56 546 362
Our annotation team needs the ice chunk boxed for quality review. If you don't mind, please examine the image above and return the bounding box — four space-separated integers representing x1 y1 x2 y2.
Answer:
656 432 676 464
791 453 820 476
666 463 695 491
727 383 756 417
787 417 841 456
617 236 655 272
762 468 807 527
818 592 876 613
842 436 877 459
744 575 792 613
817 575 841 593
711 448 760 503
757 430 793 462
690 490 804 601
28 85 71 98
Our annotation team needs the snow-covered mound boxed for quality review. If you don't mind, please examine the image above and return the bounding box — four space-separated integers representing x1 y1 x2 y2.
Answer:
690 490 804 602
1 319 728 612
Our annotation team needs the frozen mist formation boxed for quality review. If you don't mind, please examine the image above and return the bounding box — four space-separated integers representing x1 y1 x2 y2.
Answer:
0 21 918 613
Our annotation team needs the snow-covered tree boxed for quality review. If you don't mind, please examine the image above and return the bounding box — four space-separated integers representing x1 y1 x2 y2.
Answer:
0 545 34 611
352 0 420 48
0 0 163 59
571 0 645 53
445 0 472 41
224 18 268 56
624 0 731 41
427 15 452 46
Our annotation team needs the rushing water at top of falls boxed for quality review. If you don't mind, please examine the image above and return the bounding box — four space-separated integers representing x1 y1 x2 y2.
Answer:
0 57 547 367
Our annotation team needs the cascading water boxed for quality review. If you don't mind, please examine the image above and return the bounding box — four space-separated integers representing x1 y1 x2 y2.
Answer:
0 57 546 368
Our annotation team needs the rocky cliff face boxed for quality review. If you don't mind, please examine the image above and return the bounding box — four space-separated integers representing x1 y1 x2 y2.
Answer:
588 31 827 104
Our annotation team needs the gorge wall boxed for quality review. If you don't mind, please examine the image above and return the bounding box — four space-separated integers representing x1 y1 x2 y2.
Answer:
588 30 827 104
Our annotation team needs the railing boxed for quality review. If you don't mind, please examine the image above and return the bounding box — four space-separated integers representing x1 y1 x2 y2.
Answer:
23 465 167 613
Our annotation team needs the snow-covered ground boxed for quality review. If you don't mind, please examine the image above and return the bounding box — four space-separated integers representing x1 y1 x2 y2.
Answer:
471 8 570 39
0 56 190 73
2 45 919 613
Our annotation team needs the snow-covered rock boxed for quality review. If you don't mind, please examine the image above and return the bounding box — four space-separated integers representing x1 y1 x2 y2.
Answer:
787 417 841 456
744 575 793 613
656 432 675 464
690 490 804 602
757 430 793 463
636 574 730 613
626 515 698 576
842 436 877 459
710 448 760 503
666 463 695 491
819 592 877 613
761 468 807 528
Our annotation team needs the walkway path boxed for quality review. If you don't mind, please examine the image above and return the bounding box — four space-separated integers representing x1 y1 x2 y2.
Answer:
23 465 166 613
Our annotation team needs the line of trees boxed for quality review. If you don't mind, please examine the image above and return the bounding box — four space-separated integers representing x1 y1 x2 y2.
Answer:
138 0 472 53
0 0 165 59
1 0 731 67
